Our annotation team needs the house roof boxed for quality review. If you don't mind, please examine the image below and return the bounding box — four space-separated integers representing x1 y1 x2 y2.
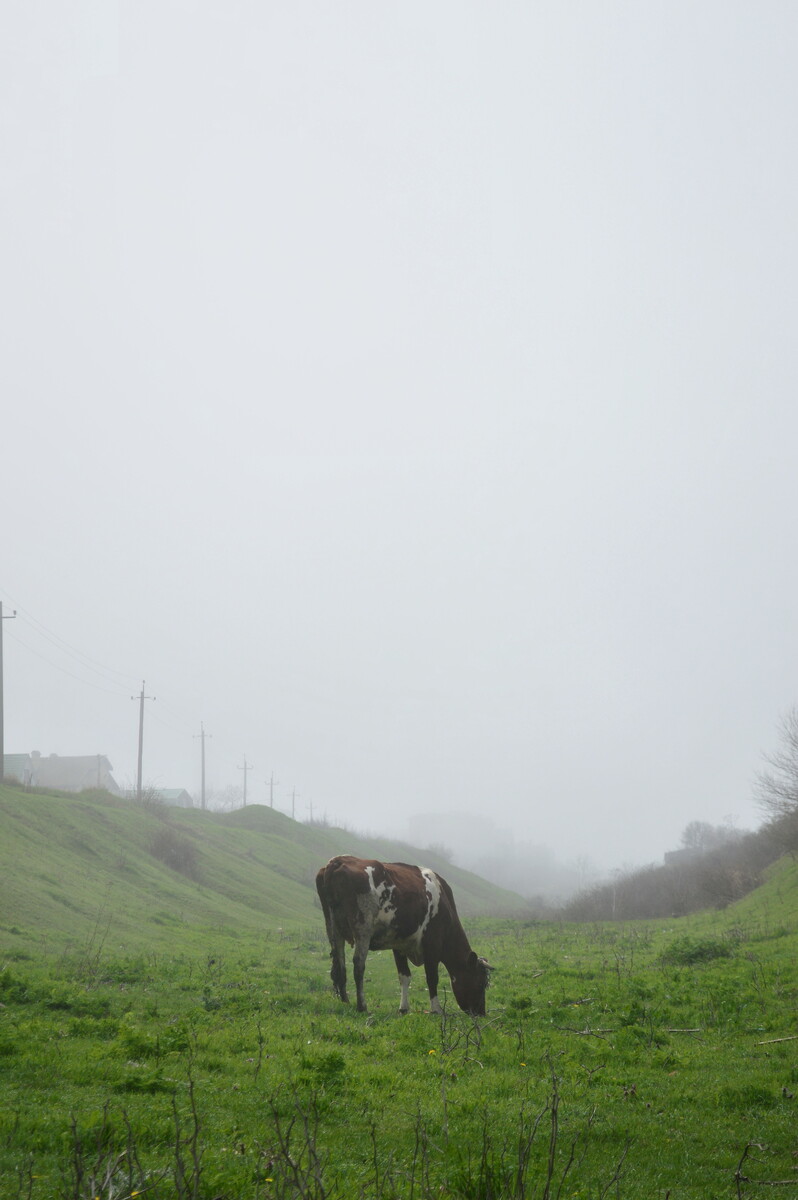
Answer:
4 752 121 795
155 788 194 807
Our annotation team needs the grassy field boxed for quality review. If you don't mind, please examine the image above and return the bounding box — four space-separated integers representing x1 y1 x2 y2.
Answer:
1 788 797 1198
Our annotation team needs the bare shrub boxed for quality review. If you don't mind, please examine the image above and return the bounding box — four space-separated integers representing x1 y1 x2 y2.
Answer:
756 706 798 824
755 708 798 854
562 831 769 922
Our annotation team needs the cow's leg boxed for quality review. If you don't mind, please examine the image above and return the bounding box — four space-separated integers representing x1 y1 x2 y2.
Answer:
352 932 370 1012
328 920 349 1003
393 950 412 1014
423 957 443 1014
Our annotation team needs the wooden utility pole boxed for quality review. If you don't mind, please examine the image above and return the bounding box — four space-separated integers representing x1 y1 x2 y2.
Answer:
131 681 155 802
238 756 253 806
194 722 212 810
0 603 17 781
291 788 299 820
267 771 279 807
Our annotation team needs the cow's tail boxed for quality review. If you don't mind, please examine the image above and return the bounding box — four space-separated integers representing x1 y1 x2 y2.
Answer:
315 865 334 940
316 860 349 1001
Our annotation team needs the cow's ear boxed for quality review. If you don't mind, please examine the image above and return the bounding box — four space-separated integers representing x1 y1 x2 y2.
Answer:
468 951 478 967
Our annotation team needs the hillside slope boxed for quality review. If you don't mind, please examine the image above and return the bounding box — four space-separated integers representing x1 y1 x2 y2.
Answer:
0 786 528 953
686 849 798 936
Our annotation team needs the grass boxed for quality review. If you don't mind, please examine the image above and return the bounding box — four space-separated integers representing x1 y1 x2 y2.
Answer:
2 867 797 1196
1 788 797 1197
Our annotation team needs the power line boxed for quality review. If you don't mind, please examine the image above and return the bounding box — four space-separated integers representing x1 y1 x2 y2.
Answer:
16 618 136 687
147 706 196 739
4 600 201 742
156 694 199 726
0 590 138 687
5 627 132 696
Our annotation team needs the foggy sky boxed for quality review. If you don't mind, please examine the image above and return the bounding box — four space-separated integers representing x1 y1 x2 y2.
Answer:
3 2 798 874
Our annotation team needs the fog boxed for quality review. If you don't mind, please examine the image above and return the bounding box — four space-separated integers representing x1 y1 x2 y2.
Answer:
3 3 798 877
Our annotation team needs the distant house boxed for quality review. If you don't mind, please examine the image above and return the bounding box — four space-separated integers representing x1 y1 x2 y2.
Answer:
3 754 35 787
155 788 194 809
3 751 121 795
122 787 195 809
663 847 698 866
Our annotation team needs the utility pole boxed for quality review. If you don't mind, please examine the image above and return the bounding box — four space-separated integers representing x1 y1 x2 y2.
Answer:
238 756 253 806
194 722 212 811
131 681 155 803
0 603 17 782
266 771 279 808
291 788 299 820
306 798 314 824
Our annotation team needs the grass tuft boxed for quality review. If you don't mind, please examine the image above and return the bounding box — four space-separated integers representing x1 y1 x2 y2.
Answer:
659 934 734 965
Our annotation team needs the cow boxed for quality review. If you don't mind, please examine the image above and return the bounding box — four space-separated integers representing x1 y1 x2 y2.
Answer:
315 855 491 1015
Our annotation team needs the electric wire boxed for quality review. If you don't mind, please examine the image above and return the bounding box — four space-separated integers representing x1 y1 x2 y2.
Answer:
0 588 138 688
5 627 135 697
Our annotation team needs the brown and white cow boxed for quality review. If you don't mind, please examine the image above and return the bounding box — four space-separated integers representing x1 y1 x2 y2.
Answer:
315 855 491 1015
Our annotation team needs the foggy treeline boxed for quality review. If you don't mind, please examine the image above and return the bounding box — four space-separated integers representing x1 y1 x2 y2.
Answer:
562 813 796 922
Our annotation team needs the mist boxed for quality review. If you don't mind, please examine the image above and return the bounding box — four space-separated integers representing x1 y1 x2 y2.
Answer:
3 3 798 877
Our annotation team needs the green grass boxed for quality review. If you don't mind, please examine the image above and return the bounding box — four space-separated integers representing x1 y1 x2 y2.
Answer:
1 788 797 1197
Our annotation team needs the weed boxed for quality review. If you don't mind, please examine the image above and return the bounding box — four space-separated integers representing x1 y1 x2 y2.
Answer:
171 1067 204 1199
258 1092 330 1200
62 1103 157 1200
0 970 32 1004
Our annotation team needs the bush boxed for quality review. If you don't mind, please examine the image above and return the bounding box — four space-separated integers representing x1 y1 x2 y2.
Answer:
659 936 733 966
148 827 199 879
0 971 32 1004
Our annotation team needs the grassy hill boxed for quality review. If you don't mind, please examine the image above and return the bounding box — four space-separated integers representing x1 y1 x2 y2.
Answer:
0 784 528 954
683 847 798 940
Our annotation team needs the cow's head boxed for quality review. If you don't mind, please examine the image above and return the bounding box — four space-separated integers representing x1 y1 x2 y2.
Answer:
451 952 492 1016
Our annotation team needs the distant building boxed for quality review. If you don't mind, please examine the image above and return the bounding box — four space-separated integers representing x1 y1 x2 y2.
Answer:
155 788 194 809
122 787 195 809
3 751 121 794
3 754 35 787
663 847 698 866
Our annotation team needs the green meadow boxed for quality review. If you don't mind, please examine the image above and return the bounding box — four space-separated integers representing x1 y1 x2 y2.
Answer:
1 786 796 1198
